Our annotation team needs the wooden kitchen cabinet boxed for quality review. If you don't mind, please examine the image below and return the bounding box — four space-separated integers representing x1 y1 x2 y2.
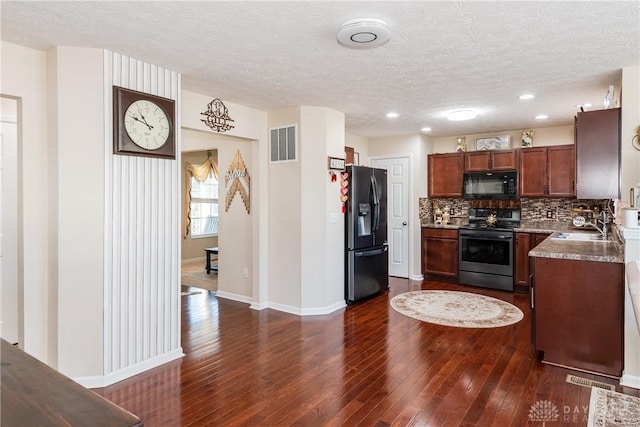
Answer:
514 232 550 292
421 228 458 280
465 149 517 172
519 145 575 197
428 153 463 197
575 108 621 199
532 257 623 377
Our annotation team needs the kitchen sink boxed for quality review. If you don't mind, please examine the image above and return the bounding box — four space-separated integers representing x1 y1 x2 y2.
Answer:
551 232 609 242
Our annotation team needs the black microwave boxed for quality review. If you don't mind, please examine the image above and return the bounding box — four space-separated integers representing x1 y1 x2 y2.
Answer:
463 171 518 199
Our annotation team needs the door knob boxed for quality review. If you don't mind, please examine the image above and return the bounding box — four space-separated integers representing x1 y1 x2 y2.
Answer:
402 221 408 226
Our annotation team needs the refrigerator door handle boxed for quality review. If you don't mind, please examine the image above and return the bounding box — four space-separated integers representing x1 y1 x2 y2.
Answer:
371 175 380 231
355 246 388 257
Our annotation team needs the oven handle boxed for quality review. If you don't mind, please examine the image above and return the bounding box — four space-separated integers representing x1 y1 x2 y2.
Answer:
459 232 513 240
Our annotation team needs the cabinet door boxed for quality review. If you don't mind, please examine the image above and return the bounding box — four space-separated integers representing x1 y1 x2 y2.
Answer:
519 148 547 197
547 145 575 197
491 149 518 170
532 233 550 247
464 151 491 172
576 108 621 199
425 237 458 278
428 153 463 197
533 257 623 377
514 233 531 289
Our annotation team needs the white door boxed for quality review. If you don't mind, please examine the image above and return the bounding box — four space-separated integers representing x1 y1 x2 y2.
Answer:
1 106 19 344
371 156 410 278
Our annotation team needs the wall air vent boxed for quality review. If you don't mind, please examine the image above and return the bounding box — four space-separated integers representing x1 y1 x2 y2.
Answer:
270 125 297 162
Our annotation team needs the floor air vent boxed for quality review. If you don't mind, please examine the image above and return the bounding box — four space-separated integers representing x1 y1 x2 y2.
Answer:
566 374 615 391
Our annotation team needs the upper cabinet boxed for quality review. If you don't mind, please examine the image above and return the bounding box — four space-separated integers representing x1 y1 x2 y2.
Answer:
575 108 621 199
428 153 464 197
465 149 518 172
519 145 575 198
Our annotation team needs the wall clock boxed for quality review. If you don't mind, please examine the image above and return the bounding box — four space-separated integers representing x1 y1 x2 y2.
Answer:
113 86 175 159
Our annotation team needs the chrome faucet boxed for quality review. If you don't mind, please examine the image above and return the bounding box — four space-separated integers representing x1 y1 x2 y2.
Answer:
586 210 608 240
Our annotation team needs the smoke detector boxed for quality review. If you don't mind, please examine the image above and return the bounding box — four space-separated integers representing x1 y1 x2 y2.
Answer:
337 18 390 48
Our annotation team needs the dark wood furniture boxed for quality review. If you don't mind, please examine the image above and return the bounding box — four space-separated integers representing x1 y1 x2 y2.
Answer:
531 257 624 378
421 228 458 281
464 149 517 172
204 246 219 274
519 145 575 197
575 108 621 199
1 339 142 427
514 232 550 292
428 153 464 197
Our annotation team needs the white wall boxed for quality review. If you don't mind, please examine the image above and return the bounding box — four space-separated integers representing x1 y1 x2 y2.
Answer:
346 132 369 165
368 133 432 280
267 108 302 309
53 47 105 376
300 106 345 311
1 98 19 345
431 125 574 154
181 90 268 306
620 65 640 389
0 41 49 362
621 65 640 201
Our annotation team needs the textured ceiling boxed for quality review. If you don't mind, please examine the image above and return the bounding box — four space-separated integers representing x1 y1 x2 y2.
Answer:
1 1 639 138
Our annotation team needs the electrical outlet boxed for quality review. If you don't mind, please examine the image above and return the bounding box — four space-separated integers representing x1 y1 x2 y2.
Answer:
546 209 553 218
242 268 249 279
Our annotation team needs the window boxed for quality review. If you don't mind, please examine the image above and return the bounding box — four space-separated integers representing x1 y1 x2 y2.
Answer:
190 172 218 237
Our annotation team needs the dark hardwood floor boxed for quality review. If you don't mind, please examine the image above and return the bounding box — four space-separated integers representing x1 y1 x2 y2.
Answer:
95 278 639 426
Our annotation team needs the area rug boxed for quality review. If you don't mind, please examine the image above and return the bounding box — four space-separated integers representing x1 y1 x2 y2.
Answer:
588 387 640 427
181 259 217 292
390 290 524 328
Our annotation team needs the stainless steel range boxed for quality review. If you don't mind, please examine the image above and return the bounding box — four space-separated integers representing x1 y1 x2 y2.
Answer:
458 208 520 291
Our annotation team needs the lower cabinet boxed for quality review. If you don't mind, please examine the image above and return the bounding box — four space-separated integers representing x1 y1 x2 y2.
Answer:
514 232 550 292
421 228 458 281
532 257 623 378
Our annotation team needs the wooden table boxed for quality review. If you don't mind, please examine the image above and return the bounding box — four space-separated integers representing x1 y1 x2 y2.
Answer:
1 339 142 426
205 246 219 274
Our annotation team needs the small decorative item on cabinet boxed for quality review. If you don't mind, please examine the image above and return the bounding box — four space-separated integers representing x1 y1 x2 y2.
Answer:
456 137 466 152
521 129 533 148
476 135 510 150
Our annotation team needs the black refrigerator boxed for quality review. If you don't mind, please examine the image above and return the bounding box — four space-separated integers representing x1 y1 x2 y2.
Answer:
345 166 389 304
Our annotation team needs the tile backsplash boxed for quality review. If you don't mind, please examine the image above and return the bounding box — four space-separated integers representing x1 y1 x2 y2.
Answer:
419 197 613 223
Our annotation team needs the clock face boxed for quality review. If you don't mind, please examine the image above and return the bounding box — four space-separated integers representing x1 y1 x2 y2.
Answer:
124 100 170 150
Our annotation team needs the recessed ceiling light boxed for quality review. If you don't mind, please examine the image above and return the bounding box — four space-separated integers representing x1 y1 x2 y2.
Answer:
386 112 399 118
337 18 391 48
421 127 432 132
519 94 535 100
535 114 548 120
447 110 476 121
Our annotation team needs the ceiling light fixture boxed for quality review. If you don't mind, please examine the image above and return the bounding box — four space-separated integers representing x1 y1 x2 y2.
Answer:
386 112 399 118
447 110 476 121
535 114 548 120
421 127 432 132
519 94 535 100
337 18 391 48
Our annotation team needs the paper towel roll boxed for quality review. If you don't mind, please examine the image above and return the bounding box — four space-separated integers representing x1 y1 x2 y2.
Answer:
622 208 640 228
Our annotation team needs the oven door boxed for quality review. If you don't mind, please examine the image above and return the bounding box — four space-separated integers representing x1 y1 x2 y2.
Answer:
458 230 514 277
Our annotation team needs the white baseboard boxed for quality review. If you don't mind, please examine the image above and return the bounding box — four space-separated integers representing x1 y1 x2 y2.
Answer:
260 300 346 316
411 273 424 281
215 290 253 305
74 348 184 389
620 373 640 389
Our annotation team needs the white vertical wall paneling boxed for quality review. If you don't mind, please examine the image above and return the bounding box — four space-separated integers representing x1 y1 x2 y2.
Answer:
104 51 182 379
